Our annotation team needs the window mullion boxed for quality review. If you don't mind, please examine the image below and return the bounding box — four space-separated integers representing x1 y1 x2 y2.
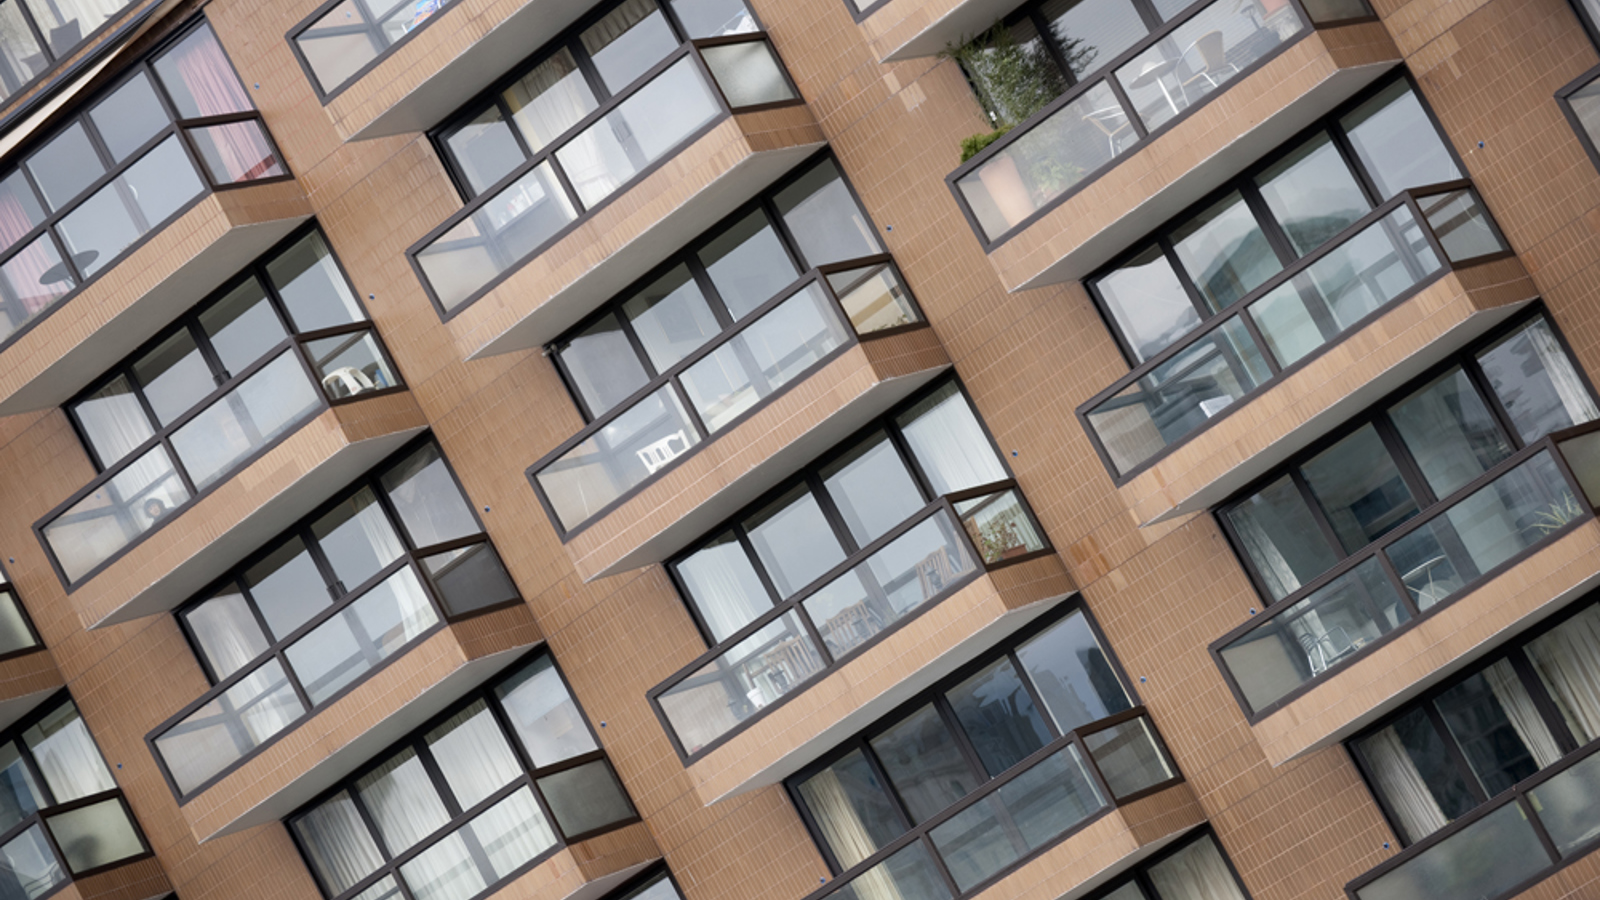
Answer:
1421 701 1489 804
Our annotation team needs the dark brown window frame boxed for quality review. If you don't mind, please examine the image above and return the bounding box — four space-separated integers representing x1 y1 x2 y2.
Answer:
0 0 153 122
1556 63 1600 179
1076 827 1255 900
285 647 640 900
1206 305 1600 722
645 373 1055 764
31 221 403 593
0 563 45 664
286 0 463 104
142 432 516 804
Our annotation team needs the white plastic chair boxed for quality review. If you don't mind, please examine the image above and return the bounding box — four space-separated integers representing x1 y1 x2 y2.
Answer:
322 366 375 399
637 430 689 474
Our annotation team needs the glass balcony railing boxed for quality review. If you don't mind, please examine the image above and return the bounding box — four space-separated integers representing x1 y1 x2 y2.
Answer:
649 485 1050 760
38 324 398 587
410 33 801 316
1080 185 1509 481
530 256 923 537
801 710 1179 900
948 0 1375 245
1214 420 1600 718
1348 734 1600 900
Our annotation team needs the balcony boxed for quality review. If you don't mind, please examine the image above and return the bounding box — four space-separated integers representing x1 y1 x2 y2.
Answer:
796 710 1203 900
1214 420 1600 767
48 856 170 900
410 33 823 361
531 271 947 580
0 587 60 732
948 0 1400 291
1081 186 1533 525
151 601 540 843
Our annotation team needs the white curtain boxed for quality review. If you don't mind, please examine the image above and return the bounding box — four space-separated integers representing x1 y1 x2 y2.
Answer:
1527 605 1600 744
1229 506 1302 600
898 385 1006 495
1147 835 1245 900
426 703 523 810
1484 660 1563 767
73 377 154 468
465 788 556 876
356 750 451 856
1529 318 1599 430
580 0 658 56
1361 727 1449 844
797 767 884 870
186 590 268 680
295 794 384 896
504 51 597 152
26 704 113 802
352 491 405 574
678 540 769 642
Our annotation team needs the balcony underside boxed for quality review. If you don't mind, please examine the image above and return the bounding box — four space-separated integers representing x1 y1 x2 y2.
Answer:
73 391 429 630
565 326 951 582
486 825 660 900
452 106 826 361
180 604 540 843
0 180 312 418
1128 260 1539 527
0 650 64 732
1251 517 1600 768
330 0 596 141
687 555 1075 806
861 0 1029 63
988 22 1401 292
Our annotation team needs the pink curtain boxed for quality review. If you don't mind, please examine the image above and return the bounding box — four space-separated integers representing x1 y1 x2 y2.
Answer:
0 191 62 325
170 27 279 183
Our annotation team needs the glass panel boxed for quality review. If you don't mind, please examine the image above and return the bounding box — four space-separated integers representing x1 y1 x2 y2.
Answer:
1092 245 1200 363
621 265 720 372
72 375 154 468
699 210 798 319
1084 317 1273 475
400 788 557 900
1419 189 1504 262
657 612 823 754
702 39 794 108
133 329 210 428
1476 316 1599 444
446 105 524 197
44 797 142 873
535 760 635 837
284 567 439 705
1353 801 1550 900
1224 475 1340 602
1301 425 1416 554
381 442 479 549
155 658 305 794
1301 0 1376 20
294 791 384 896
668 0 757 37
534 385 702 530
1170 192 1281 313
1525 604 1600 746
356 747 451 855
1085 716 1174 798
1146 834 1246 900
1015 612 1131 734
503 49 598 154
1435 662 1557 797
946 657 1050 776
956 489 1045 564
680 282 850 432
420 542 519 617
245 536 328 640
581 0 677 93
1389 368 1514 498
1341 80 1462 200
1220 558 1407 712
955 82 1132 241
351 877 405 900
0 744 42 835
200 278 286 376
265 231 365 332
871 703 977 824
556 57 721 209
1114 0 1304 132
822 431 924 547
313 487 403 590
772 159 882 268
152 22 251 117
307 330 398 399
1356 707 1481 844
61 136 205 275
746 485 845 598
22 703 110 802
43 443 190 583
90 73 166 163
1529 750 1600 856
0 234 72 342
27 123 102 212
494 654 598 767
0 592 34 657
827 842 952 900
417 162 578 311
426 701 521 810
827 263 917 334
956 18 1063 131
0 4 43 104
896 382 1007 495
1043 0 1148 80
1568 74 1600 159
188 120 284 184
1255 132 1369 256
803 512 977 660
170 349 322 489
0 171 44 257
0 825 63 900
675 531 773 642
796 749 905 869
559 313 651 418
295 0 382 93
183 583 270 681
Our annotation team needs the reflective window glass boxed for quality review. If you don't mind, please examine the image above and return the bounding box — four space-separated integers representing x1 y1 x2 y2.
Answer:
946 657 1050 776
1388 368 1514 498
621 265 720 372
1356 708 1480 843
380 442 480 549
559 314 650 417
245 537 330 640
772 159 882 268
1434 663 1556 798
199 277 286 376
503 48 599 153
132 329 211 427
356 748 450 855
1255 132 1370 256
183 583 270 681
90 73 166 163
581 0 677 93
1171 191 1281 313
446 107 525 196
73 375 154 468
1225 475 1340 601
27 123 103 212
869 704 977 824
1476 316 1599 443
426 701 523 810
1042 0 1147 80
699 210 798 320
797 749 906 868
494 654 598 766
1342 81 1462 199
895 382 1006 495
675 532 772 642
745 486 846 598
264 231 363 332
1093 245 1200 363
1015 613 1131 734
821 431 924 546
312 487 404 590
1299 425 1417 554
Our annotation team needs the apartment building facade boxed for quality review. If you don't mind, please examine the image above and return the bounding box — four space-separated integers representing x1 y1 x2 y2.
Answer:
0 0 1589 899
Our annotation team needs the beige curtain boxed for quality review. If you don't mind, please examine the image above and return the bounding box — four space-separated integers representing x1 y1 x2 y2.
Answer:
1362 726 1449 844
1484 660 1563 767
797 771 902 900
1527 605 1600 744
1528 319 1599 430
1147 835 1245 900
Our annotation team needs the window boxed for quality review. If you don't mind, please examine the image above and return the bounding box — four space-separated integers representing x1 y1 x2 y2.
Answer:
0 569 40 660
1088 77 1461 365
1078 831 1249 900
0 695 149 898
149 437 519 798
1213 311 1599 715
649 377 1049 759
596 866 688 900
530 154 921 535
0 20 284 348
410 0 798 315
789 605 1180 900
1558 63 1600 178
292 0 465 98
39 227 398 586
289 651 637 900
0 0 140 106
